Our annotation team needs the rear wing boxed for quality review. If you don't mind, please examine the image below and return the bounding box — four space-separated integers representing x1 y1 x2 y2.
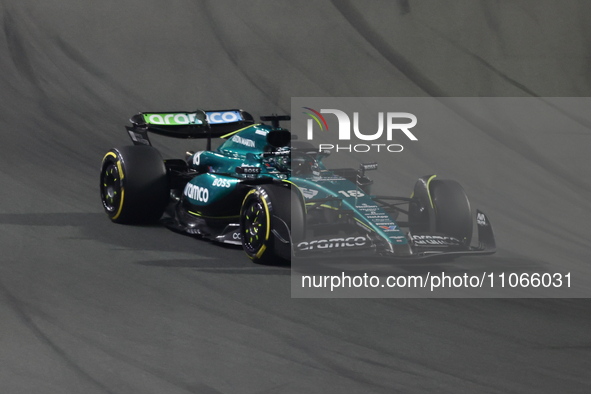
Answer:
125 109 254 150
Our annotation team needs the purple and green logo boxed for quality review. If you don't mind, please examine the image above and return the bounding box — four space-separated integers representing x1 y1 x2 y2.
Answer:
302 107 328 139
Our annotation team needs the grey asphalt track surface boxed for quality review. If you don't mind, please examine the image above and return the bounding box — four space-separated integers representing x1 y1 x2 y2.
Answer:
1 1 590 393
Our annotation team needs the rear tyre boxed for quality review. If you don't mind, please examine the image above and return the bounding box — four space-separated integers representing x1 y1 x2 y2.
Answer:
240 184 304 264
429 180 473 245
100 145 168 224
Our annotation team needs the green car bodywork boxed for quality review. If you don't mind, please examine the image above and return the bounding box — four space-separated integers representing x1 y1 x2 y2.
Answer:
101 110 496 262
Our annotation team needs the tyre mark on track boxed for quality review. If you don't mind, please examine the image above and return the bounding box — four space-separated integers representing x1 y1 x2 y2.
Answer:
330 0 591 196
53 35 149 108
198 2 289 114
420 20 591 132
329 0 445 97
3 10 39 85
423 24 538 97
398 0 411 15
2 8 142 134
27 313 225 394
0 279 117 394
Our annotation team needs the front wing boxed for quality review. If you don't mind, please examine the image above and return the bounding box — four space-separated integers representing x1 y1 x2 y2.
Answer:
293 210 496 260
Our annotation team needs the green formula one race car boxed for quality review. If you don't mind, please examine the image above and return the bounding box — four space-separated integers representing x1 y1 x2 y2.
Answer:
100 109 496 263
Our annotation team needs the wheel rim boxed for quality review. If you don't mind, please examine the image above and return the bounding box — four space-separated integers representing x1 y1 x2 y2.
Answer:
101 163 122 213
243 200 267 254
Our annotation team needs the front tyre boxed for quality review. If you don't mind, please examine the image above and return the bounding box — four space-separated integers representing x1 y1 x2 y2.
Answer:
240 184 303 264
100 146 168 224
429 179 473 245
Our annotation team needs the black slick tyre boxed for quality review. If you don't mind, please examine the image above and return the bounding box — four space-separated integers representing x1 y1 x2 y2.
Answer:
100 145 168 224
429 179 473 245
240 184 304 264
